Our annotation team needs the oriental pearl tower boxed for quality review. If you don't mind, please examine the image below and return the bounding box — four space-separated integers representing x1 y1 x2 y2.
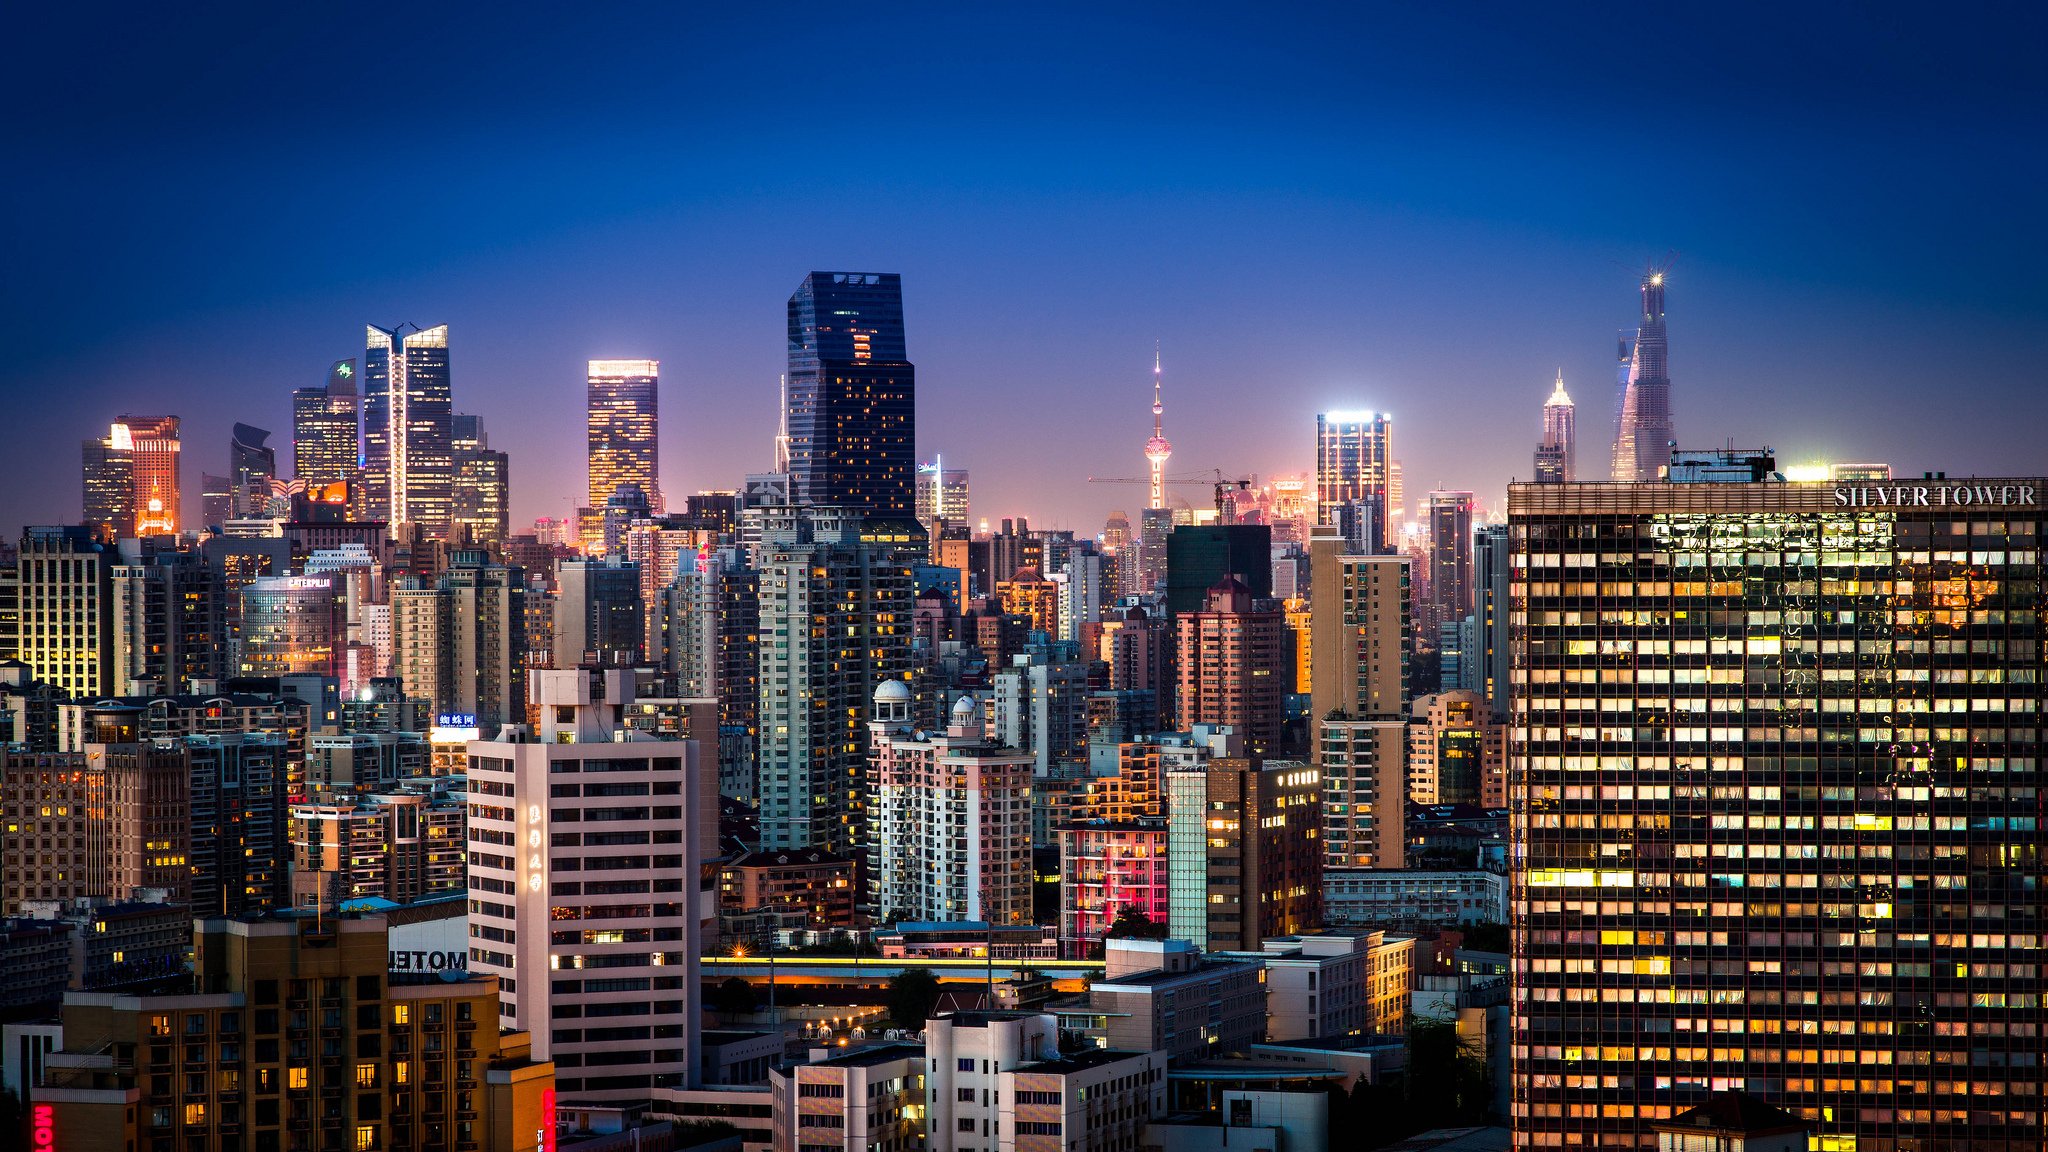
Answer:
1145 347 1172 510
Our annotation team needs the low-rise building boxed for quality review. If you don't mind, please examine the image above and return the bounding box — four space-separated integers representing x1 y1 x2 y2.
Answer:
1243 931 1414 1042
1080 939 1264 1065
769 1041 927 1152
717 849 857 947
1322 869 1506 930
925 1011 1167 1152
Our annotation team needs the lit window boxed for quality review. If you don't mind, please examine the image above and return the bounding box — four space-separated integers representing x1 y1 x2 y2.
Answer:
289 1067 309 1090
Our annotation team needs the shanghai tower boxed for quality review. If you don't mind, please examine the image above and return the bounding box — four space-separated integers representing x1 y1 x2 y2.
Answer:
1610 269 1673 482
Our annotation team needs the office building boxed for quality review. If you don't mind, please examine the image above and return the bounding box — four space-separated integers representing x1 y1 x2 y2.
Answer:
1509 468 2046 1147
1534 370 1575 483
120 415 184 536
465 667 703 1100
1135 506 1174 595
292 358 361 488
995 566 1058 635
1309 526 1410 870
1083 938 1265 1065
753 504 916 853
553 558 644 668
586 360 662 551
1422 490 1475 642
1474 524 1511 721
1175 577 1286 758
34 914 555 1152
1055 547 1105 642
1166 524 1274 618
785 272 915 517
868 688 1033 925
452 412 511 547
1166 757 1321 953
82 430 135 539
16 526 117 697
922 1011 1168 1152
391 555 527 732
238 575 346 678
363 323 454 535
1322 869 1507 929
915 458 969 525
1610 269 1674 482
230 422 278 516
1407 690 1506 808
1315 411 1392 538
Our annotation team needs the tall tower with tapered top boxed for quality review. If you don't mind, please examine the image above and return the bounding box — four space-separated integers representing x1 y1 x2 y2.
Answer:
1144 348 1173 511
1611 269 1673 481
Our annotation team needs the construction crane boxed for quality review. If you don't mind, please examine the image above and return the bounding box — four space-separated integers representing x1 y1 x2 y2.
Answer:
1089 470 1251 516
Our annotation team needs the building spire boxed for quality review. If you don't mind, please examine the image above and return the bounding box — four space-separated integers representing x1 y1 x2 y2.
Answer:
774 373 791 473
1144 344 1173 510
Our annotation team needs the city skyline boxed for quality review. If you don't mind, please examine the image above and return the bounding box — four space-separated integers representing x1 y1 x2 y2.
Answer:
4 6 2043 535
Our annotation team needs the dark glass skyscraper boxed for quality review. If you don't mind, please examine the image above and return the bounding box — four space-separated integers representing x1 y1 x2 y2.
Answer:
291 358 359 490
363 324 453 535
1611 270 1674 482
785 272 915 518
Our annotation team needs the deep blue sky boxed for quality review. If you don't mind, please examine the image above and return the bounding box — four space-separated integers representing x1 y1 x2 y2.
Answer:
4 2 2044 534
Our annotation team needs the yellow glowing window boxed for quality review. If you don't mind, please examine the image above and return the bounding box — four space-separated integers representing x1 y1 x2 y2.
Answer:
355 1063 377 1088
1601 931 1635 945
1852 814 1892 831
289 1067 309 1090
391 1005 410 1025
184 1103 207 1125
393 1061 409 1085
356 1125 377 1152
1633 957 1672 976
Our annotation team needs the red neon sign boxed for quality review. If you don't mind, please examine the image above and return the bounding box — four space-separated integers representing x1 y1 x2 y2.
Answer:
32 1104 55 1151
539 1088 556 1152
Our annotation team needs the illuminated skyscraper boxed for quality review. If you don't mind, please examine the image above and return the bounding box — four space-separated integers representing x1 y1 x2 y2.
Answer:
291 359 359 490
1533 369 1575 483
451 413 510 547
363 323 453 536
786 272 915 517
1315 411 1392 551
1308 524 1409 869
1421 490 1475 641
1610 269 1674 481
915 457 969 525
101 416 182 536
1144 349 1172 511
1174 577 1286 759
82 431 134 539
17 526 117 697
587 359 661 546
1509 466 2046 1148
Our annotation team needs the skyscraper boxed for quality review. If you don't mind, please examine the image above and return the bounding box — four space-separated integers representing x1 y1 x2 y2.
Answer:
553 558 645 668
109 416 182 536
1174 577 1286 759
237 575 346 678
1610 269 1674 482
229 422 277 515
587 359 661 548
1309 524 1409 869
753 504 916 853
1315 411 1392 551
1422 490 1475 643
914 457 969 525
451 412 510 547
785 272 915 517
1533 369 1575 482
1509 466 2046 1148
291 358 360 490
363 323 453 535
82 431 134 539
391 554 528 732
17 526 116 697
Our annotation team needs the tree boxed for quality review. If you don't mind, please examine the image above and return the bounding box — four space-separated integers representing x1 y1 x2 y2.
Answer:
1105 908 1169 940
710 976 758 1018
886 968 941 1031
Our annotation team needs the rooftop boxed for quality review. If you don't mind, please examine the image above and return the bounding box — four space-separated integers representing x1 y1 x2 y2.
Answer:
1655 1091 1810 1136
1014 1048 1153 1075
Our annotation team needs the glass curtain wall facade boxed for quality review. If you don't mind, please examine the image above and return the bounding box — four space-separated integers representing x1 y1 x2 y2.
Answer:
1508 476 2046 1150
785 273 915 518
363 324 453 535
587 359 661 524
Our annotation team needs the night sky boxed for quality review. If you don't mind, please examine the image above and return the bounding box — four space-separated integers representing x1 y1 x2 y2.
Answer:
4 2 2044 535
